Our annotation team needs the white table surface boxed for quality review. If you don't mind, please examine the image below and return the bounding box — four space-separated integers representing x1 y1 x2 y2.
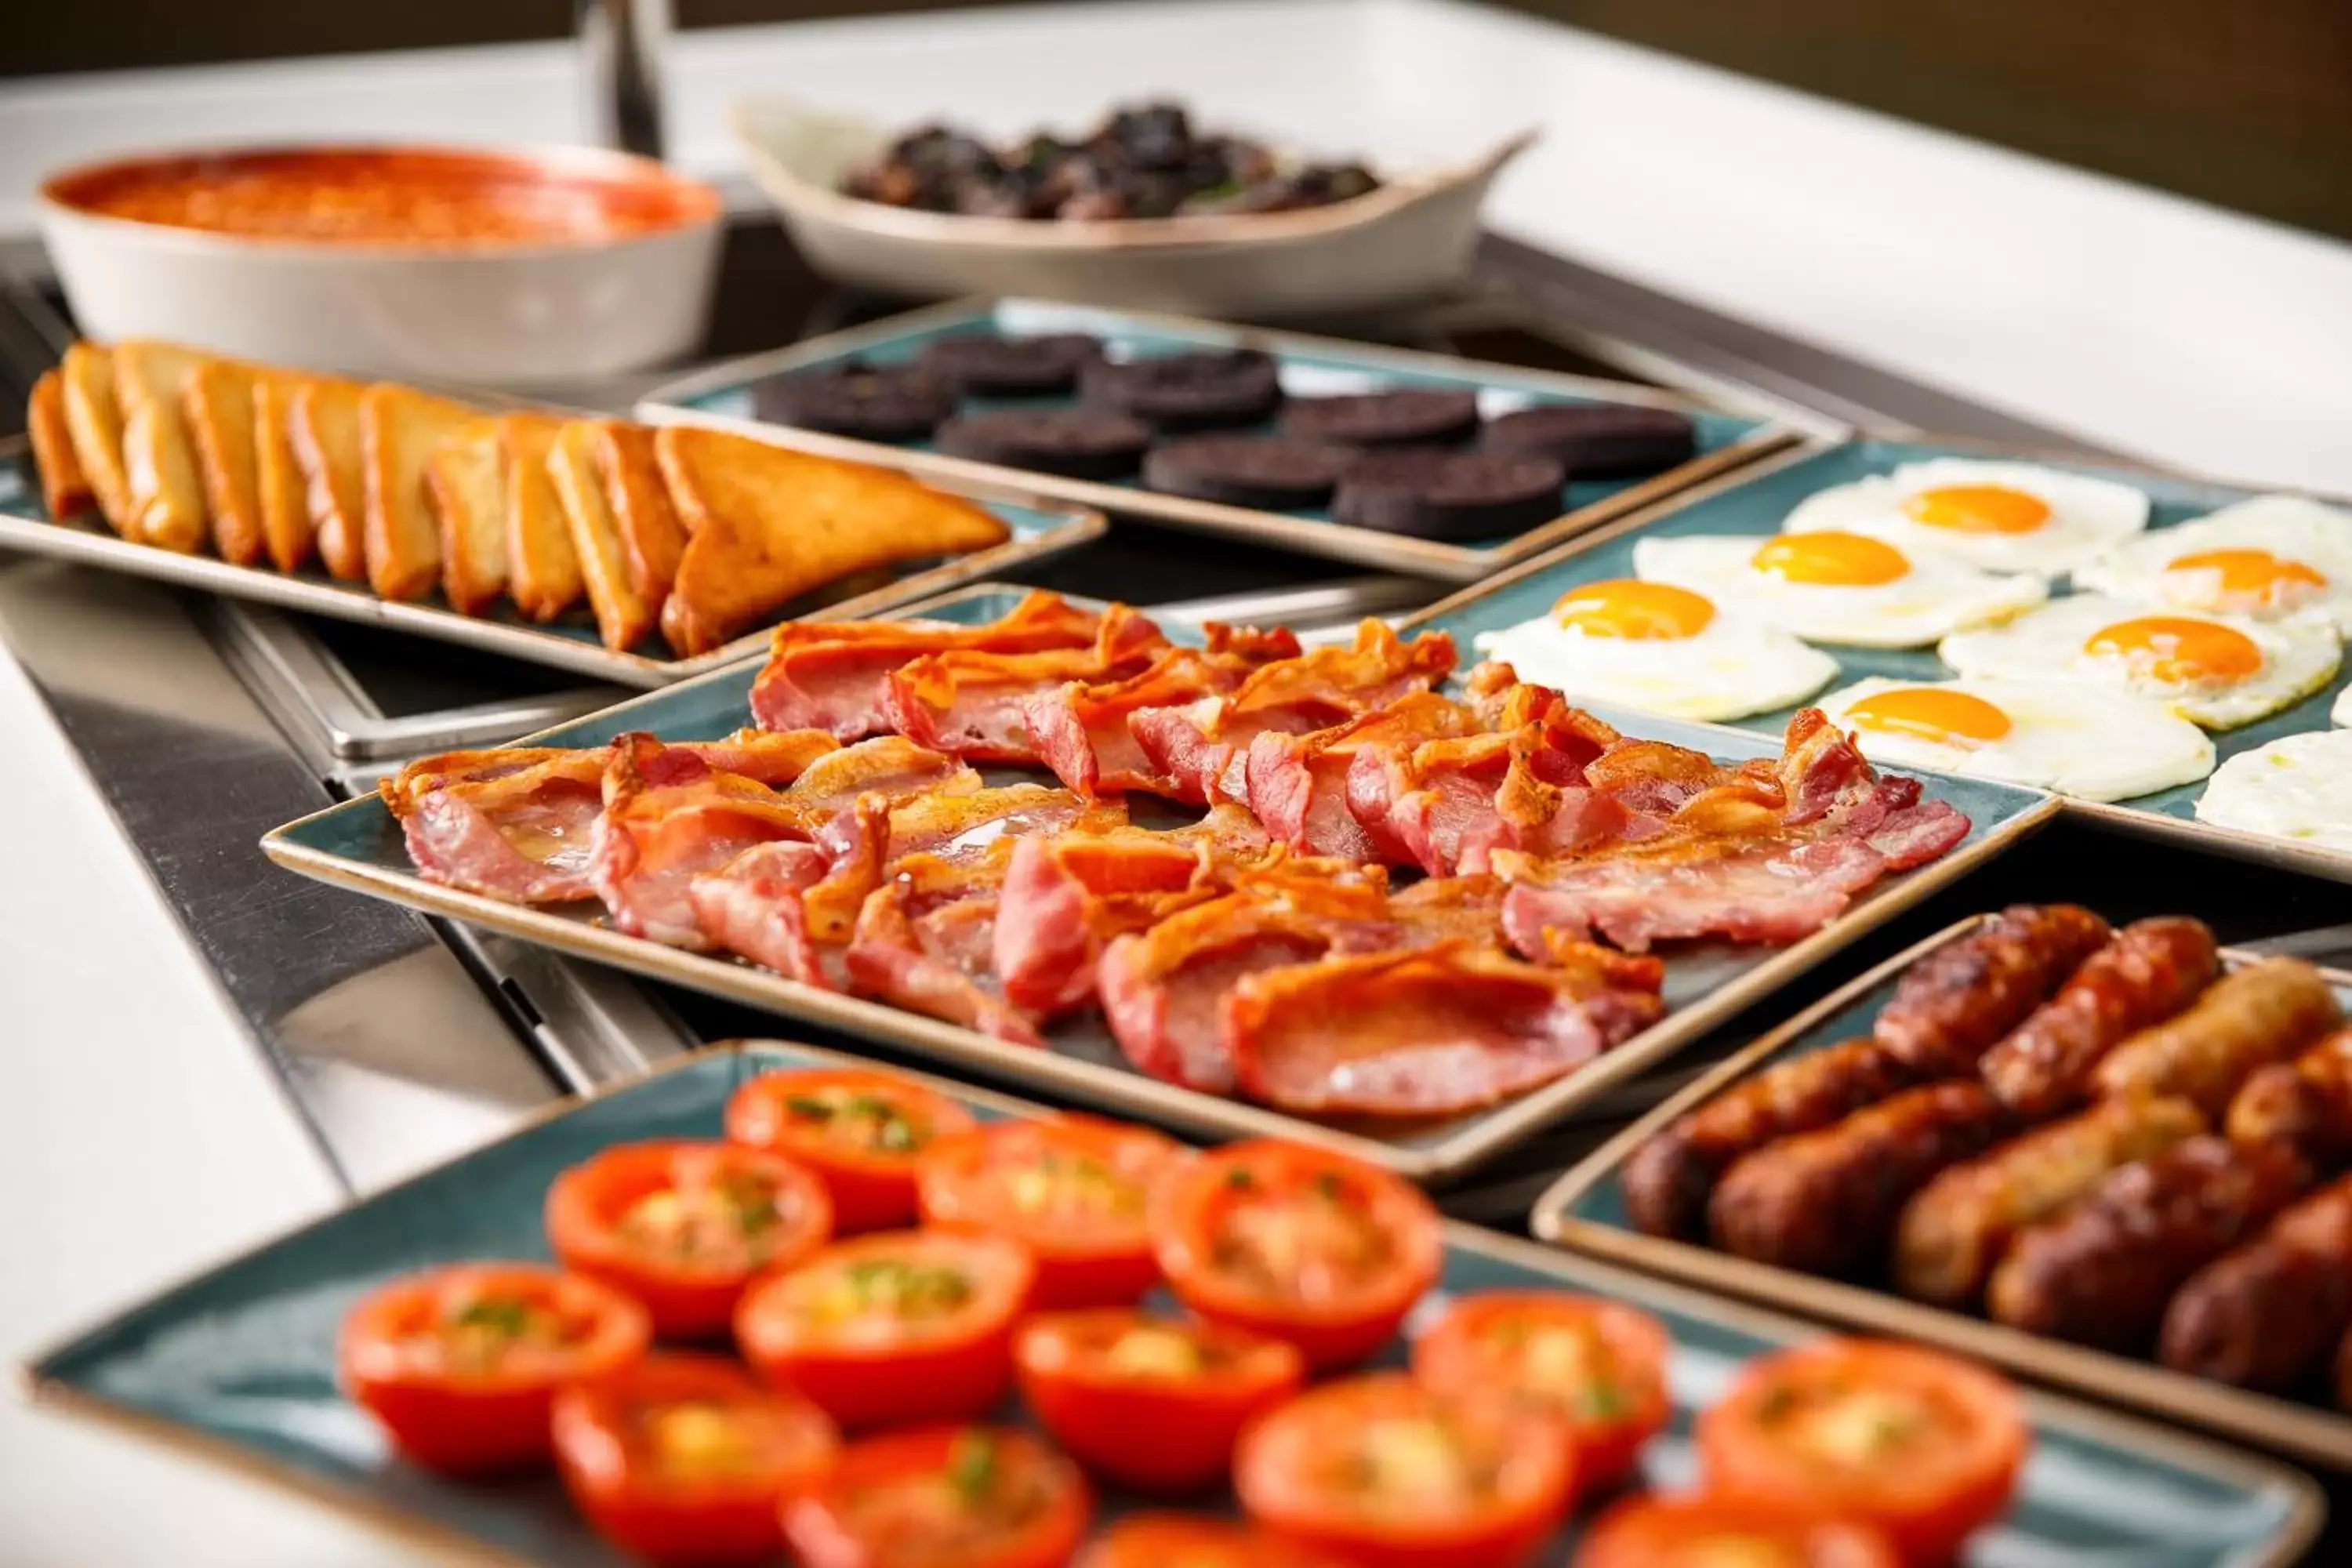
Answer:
0 2 2346 1559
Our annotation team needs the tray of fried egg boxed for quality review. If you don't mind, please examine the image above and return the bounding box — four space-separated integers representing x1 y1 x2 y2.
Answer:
1405 438 2352 876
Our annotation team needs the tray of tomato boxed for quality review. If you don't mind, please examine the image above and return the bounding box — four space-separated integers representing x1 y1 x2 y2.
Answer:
25 1041 2321 1567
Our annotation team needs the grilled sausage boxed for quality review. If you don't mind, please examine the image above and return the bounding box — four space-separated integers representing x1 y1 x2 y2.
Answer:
1985 1135 2309 1351
1708 1082 2010 1276
1875 904 2112 1076
2093 956 2343 1114
1979 917 2220 1118
1622 1038 1916 1240
2227 1029 2352 1168
2161 1171 2352 1389
1893 1094 2207 1310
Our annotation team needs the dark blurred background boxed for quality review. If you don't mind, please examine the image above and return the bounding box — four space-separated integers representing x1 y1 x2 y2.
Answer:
10 0 2351 241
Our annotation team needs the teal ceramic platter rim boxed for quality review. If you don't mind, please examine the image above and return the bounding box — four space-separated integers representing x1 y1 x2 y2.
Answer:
257 582 2058 1185
0 431 1104 689
1534 915 2352 1473
635 296 1844 583
1403 433 2352 884
24 1036 2325 1567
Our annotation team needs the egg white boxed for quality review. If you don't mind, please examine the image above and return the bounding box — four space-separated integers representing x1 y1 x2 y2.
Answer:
2196 730 2352 854
2073 495 2352 633
1632 534 2048 649
2336 684 2351 727
1781 459 2150 576
1472 608 1838 722
1816 676 2213 803
1938 594 2342 730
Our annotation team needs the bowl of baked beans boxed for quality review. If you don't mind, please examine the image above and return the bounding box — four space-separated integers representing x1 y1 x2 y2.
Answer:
38 143 724 385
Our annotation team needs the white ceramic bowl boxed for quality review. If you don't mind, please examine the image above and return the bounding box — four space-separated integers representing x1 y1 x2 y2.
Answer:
38 143 724 387
733 98 1534 320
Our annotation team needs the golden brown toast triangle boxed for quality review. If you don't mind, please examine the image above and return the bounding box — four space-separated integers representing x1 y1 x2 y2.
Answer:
652 425 1010 656
252 375 315 573
184 358 267 565
549 419 655 651
58 344 132 535
360 382 474 601
27 369 92 521
113 339 212 552
425 419 509 615
290 376 368 579
597 421 687 603
501 412 583 621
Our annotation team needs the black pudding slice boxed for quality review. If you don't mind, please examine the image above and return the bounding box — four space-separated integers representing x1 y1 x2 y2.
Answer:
1079 349 1282 432
1334 450 1567 541
1142 436 1356 510
1279 388 1481 448
1480 404 1699 477
937 408 1153 479
753 360 956 442
917 332 1105 396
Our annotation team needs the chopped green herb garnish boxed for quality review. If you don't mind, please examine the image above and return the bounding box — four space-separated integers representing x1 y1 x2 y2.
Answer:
1573 1381 1625 1421
722 1174 779 1237
1225 1167 1256 1190
785 1094 835 1120
947 1431 998 1506
844 1258 972 1316
454 1298 532 1338
1312 1171 1346 1201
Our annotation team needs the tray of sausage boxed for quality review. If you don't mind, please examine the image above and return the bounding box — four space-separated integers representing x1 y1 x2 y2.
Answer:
1535 904 2352 1469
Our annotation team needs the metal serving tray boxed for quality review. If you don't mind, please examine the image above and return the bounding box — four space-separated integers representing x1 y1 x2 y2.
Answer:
0 434 1104 689
258 583 2056 1185
636 297 1841 583
26 1038 2323 1568
1534 916 2352 1472
1403 434 2352 884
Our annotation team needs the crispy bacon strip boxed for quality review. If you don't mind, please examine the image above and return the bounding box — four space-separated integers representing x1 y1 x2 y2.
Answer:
747 590 1105 738
1027 624 1304 797
844 877 1044 1047
1226 939 1665 1116
687 840 837 988
1243 691 1484 862
590 734 826 946
1128 621 1457 805
881 602 1171 764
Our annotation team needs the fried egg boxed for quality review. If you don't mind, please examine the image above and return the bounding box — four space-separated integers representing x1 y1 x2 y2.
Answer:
1781 459 2150 575
2074 495 2352 633
1471 577 1838 721
1632 530 2047 648
1938 595 2342 730
2196 729 2352 853
1816 677 2213 802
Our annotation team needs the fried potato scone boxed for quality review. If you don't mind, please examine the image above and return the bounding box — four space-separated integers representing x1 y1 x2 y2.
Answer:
425 419 510 615
291 376 369 579
113 339 212 552
27 369 92 521
59 343 133 535
184 358 267 565
549 419 655 650
360 383 474 601
252 374 315 573
653 425 1011 656
500 413 584 621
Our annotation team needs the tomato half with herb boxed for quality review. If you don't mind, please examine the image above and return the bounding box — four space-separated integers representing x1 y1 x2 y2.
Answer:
338 1262 650 1474
1697 1340 2028 1568
1014 1308 1303 1493
917 1116 1183 1308
735 1229 1033 1430
546 1140 833 1339
552 1352 840 1567
1411 1292 1671 1491
783 1425 1091 1568
1573 1495 1903 1568
1234 1372 1574 1568
1150 1139 1443 1371
725 1068 978 1232
1079 1513 1347 1568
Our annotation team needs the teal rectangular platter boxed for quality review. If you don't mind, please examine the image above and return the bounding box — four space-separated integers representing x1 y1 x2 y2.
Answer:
1403 434 2352 884
637 296 1839 583
0 432 1103 689
260 583 2057 1185
27 1038 2323 1567
1536 918 2352 1473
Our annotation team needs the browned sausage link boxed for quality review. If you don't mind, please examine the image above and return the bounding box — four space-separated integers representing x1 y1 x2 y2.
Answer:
2093 957 2344 1114
2161 1171 2352 1389
1979 917 2220 1119
1985 1136 2309 1351
1893 1094 2207 1310
1708 1082 2010 1276
2227 1029 2352 1169
1621 1038 1916 1240
1874 904 2113 1076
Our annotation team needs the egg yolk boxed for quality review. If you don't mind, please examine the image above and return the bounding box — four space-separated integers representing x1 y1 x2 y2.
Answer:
2085 615 2265 686
2161 548 2328 613
1843 688 2014 748
1900 484 2053 535
1751 532 1910 586
1552 579 1716 640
